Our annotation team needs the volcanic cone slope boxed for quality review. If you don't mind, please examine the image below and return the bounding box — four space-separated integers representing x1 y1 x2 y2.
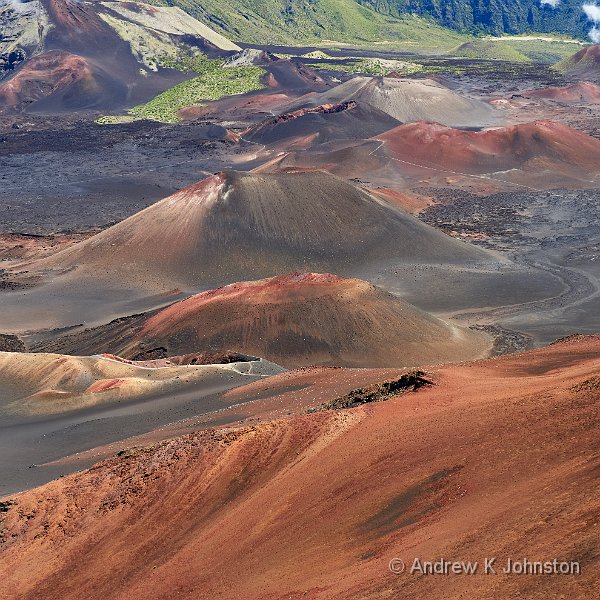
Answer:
0 50 126 111
521 81 600 103
376 120 600 176
35 273 491 368
243 101 401 146
556 44 600 81
33 170 494 291
0 0 238 112
285 76 500 127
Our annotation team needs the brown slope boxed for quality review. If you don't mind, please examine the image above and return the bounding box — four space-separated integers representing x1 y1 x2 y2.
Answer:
263 58 328 93
375 119 600 176
177 90 293 122
31 170 493 290
0 50 126 111
556 43 600 81
242 101 401 146
1 336 599 599
180 59 328 123
0 0 233 112
283 76 501 127
34 273 490 368
521 81 600 103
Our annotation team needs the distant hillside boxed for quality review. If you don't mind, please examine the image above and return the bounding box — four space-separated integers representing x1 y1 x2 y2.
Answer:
147 0 467 50
359 0 591 38
151 0 592 44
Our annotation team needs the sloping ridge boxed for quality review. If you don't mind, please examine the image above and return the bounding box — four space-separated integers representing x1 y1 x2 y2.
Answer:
522 81 600 103
99 2 241 52
0 50 127 111
556 44 600 80
35 273 490 368
0 351 281 416
243 101 401 145
286 76 500 127
33 170 493 289
1 336 599 599
376 120 600 174
264 59 328 93
0 0 238 111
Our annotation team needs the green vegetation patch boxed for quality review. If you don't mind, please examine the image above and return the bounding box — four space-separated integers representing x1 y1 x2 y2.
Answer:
145 0 468 53
450 36 584 64
450 41 530 62
95 115 141 125
129 56 265 123
305 56 422 76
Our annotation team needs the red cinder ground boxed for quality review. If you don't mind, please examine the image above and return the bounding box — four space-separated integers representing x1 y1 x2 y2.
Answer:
521 81 600 103
0 51 98 109
376 119 600 175
43 272 487 368
1 335 599 599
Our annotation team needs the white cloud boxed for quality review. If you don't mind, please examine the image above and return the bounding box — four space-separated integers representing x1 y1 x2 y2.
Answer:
590 25 600 42
583 3 600 21
583 3 600 42
540 0 560 8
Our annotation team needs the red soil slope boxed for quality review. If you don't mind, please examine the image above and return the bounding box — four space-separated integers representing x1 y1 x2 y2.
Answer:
0 0 216 112
557 43 600 80
179 59 327 122
263 59 328 92
0 51 117 110
40 272 489 368
1 335 598 599
377 119 600 175
178 91 292 121
521 81 600 103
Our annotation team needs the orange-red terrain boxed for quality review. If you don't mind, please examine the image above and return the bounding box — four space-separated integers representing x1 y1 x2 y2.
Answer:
2 8 600 599
0 50 119 111
521 81 600 103
0 0 225 112
376 119 600 177
1 335 598 599
36 272 489 367
253 113 600 191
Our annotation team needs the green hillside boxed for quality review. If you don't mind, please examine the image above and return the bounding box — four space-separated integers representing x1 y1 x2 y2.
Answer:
148 0 468 52
449 36 584 62
359 0 592 39
148 0 588 55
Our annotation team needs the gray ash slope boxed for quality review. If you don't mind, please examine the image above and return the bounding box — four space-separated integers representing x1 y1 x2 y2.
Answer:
421 187 600 344
243 101 401 145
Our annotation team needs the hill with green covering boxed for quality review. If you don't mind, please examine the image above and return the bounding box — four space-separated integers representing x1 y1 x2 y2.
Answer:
450 36 584 62
359 0 592 39
146 0 590 52
147 0 468 51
